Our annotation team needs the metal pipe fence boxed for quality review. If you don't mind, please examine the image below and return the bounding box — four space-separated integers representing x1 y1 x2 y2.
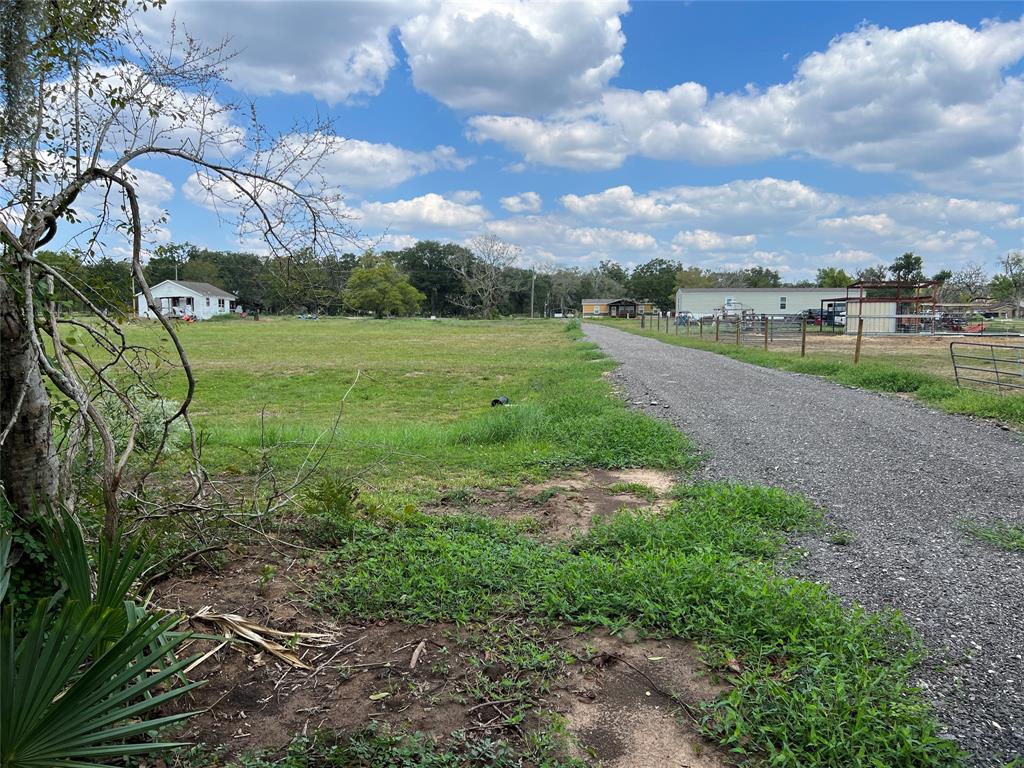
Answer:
950 341 1024 395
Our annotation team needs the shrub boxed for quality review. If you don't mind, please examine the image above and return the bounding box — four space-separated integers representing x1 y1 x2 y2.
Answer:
0 513 200 765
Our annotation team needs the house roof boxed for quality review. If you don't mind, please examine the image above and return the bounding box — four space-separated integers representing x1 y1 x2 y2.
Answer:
582 298 648 304
139 279 236 300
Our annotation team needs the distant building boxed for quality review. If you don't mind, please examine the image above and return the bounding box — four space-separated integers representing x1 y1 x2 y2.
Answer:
675 287 842 317
842 280 939 335
136 280 238 320
581 298 656 318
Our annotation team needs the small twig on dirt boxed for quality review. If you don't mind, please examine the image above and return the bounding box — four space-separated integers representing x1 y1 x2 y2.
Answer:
467 715 503 731
409 639 427 669
340 659 403 670
202 686 238 715
493 703 525 736
333 635 366 654
608 653 701 722
182 639 230 675
466 697 521 713
274 668 292 690
139 544 229 591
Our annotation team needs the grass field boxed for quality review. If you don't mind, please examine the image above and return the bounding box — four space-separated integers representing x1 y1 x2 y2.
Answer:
114 316 965 767
128 317 690 501
592 317 1024 428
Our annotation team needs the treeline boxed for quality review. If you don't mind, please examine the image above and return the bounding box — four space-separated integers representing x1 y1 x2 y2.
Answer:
38 243 1023 317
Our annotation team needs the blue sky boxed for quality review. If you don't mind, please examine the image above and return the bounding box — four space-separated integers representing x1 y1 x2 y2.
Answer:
127 1 1023 281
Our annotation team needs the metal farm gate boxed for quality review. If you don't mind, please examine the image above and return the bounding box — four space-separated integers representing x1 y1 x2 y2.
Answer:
950 341 1024 395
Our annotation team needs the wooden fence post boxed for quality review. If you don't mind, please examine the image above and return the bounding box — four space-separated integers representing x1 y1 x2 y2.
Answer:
763 316 769 351
854 317 864 364
800 318 807 357
715 319 720 342
641 314 644 329
735 320 741 346
699 319 704 338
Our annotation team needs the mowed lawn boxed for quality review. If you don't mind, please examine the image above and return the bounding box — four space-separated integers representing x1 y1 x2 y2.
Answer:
127 317 690 498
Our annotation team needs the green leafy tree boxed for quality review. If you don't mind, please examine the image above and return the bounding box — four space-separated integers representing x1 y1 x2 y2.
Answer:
85 256 134 310
675 266 717 288
392 241 467 315
179 258 222 286
857 264 889 283
343 255 425 318
741 266 781 288
190 248 269 310
144 242 196 285
888 252 924 283
816 267 852 288
991 251 1024 316
628 258 680 309
598 259 630 288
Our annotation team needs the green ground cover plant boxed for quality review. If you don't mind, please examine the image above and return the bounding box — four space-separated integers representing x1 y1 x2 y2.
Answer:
591 319 1024 428
963 520 1024 552
122 318 691 500
181 723 585 768
606 481 658 501
316 483 964 768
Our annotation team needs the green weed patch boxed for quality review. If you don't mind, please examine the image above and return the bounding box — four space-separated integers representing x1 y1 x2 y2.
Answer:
963 520 1024 552
317 483 964 767
180 723 584 768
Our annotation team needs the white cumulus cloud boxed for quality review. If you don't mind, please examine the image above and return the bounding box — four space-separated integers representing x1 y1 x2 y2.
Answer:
360 193 490 229
471 17 1024 193
400 1 628 113
672 230 758 252
500 192 542 213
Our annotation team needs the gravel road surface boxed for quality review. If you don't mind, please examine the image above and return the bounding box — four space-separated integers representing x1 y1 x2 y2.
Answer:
585 323 1024 766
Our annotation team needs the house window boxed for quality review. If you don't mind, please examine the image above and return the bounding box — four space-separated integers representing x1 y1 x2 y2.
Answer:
218 299 225 308
780 297 787 310
206 297 210 307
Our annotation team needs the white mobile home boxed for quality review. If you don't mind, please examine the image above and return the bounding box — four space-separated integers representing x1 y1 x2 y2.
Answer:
675 287 843 317
136 280 238 320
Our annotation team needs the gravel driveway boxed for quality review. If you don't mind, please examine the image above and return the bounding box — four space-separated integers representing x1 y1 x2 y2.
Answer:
585 323 1024 766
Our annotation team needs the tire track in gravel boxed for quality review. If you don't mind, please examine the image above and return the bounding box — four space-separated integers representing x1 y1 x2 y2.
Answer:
585 323 1024 766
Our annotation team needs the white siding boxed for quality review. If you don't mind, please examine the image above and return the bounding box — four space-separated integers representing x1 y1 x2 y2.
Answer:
136 281 233 320
675 288 843 316
846 299 897 334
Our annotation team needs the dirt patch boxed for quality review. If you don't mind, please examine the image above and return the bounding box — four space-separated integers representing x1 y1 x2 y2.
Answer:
558 632 730 768
154 539 731 765
431 468 678 541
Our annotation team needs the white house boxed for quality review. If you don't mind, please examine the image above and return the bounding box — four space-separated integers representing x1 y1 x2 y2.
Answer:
136 280 238 320
675 287 844 317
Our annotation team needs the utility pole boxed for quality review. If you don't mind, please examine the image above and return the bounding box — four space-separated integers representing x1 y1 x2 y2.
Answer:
530 271 536 318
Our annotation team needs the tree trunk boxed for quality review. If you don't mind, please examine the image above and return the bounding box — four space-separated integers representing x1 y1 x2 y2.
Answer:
1 275 58 513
